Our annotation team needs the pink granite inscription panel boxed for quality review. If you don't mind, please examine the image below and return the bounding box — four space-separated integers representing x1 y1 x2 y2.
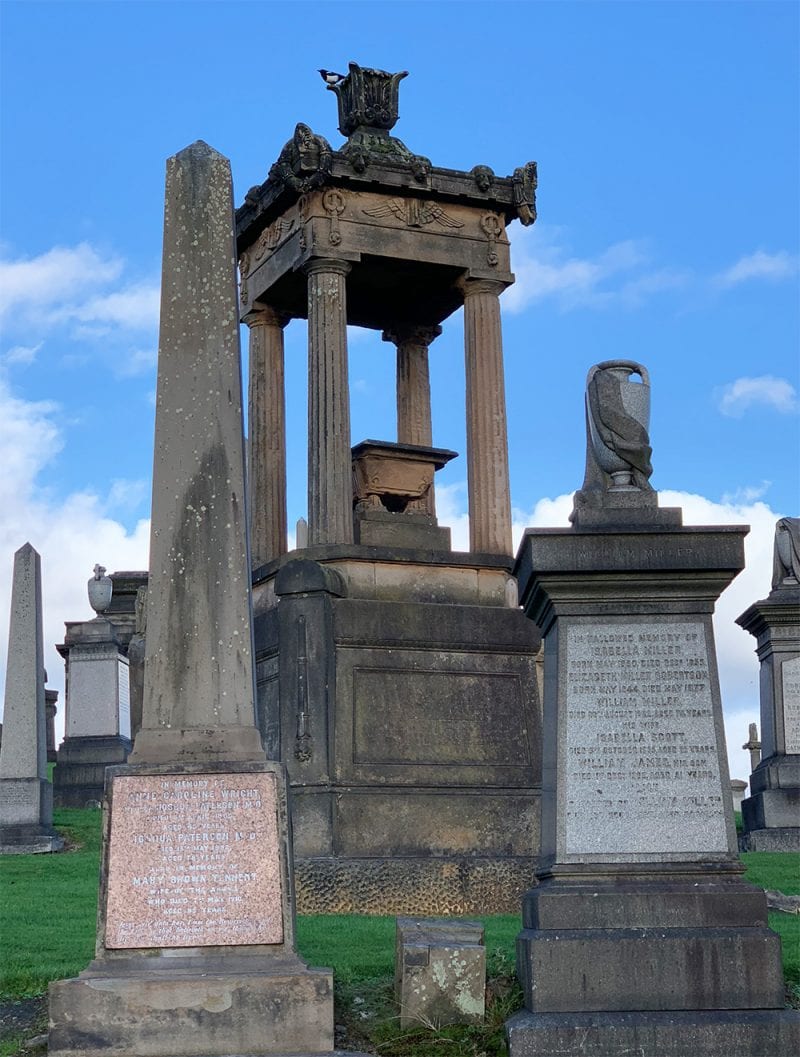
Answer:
105 771 284 949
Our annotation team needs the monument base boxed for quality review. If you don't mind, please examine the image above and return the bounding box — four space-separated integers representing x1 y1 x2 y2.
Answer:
0 777 63 853
53 735 131 807
506 1008 800 1057
48 955 334 1057
744 827 800 851
0 821 63 854
295 854 539 914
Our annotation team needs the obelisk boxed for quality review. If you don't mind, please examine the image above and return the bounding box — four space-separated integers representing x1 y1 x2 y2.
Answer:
49 142 334 1057
0 543 63 853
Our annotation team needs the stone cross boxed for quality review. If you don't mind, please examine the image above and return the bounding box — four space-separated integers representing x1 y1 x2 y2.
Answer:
743 721 761 772
130 140 263 767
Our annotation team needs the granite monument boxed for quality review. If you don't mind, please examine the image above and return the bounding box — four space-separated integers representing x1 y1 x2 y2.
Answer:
506 364 798 1056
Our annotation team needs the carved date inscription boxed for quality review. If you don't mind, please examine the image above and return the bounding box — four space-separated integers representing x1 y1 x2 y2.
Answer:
782 657 800 755
105 771 283 949
564 622 728 857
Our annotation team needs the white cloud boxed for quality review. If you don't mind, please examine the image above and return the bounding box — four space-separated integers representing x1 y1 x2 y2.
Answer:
438 482 780 786
0 379 150 744
0 243 124 322
112 347 158 379
55 282 160 332
2 341 43 366
715 250 798 287
505 226 688 313
716 375 798 417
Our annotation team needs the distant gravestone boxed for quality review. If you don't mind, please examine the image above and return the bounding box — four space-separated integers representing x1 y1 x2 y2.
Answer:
738 517 800 851
49 141 335 1057
507 363 798 1057
53 566 132 807
0 543 63 853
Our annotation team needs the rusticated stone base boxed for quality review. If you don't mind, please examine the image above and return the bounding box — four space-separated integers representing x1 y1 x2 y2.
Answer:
506 1008 800 1057
294 856 538 914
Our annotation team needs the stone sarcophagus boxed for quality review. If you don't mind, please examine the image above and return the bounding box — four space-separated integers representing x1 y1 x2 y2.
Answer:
237 64 542 912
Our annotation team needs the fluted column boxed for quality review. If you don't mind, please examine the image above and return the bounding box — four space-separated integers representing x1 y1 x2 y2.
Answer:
244 306 289 567
304 258 353 545
383 324 441 516
461 278 512 555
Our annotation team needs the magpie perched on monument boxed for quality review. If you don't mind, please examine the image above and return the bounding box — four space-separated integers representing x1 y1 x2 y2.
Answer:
318 68 346 86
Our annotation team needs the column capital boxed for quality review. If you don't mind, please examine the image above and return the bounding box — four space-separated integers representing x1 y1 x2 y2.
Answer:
458 276 507 299
243 305 290 329
382 323 442 349
302 257 352 278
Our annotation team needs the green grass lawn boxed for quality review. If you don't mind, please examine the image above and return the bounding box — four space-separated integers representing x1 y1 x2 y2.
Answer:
1 809 798 1001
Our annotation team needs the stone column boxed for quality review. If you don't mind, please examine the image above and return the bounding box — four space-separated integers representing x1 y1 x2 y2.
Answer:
304 258 353 546
461 278 512 555
384 323 441 516
244 306 289 568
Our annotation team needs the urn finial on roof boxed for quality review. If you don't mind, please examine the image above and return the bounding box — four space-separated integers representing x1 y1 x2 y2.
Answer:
327 62 408 137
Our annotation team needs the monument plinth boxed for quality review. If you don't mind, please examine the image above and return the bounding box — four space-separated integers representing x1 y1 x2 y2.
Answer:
48 142 334 1057
53 568 132 807
238 63 542 912
506 364 798 1056
0 543 63 854
738 517 800 851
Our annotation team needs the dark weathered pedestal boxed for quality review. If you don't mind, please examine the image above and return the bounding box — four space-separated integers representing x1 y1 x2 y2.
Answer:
506 526 799 1057
738 585 800 851
253 547 541 913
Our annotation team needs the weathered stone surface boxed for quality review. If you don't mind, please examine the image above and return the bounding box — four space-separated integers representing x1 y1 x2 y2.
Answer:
396 918 485 1027
506 1009 800 1057
130 142 262 767
508 503 796 1053
737 528 800 850
245 306 289 568
305 258 353 547
462 278 512 555
48 961 334 1057
0 543 62 853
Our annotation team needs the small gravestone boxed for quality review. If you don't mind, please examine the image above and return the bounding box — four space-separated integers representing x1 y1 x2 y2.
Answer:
48 142 335 1057
738 518 800 851
0 543 63 853
507 362 798 1057
395 917 485 1028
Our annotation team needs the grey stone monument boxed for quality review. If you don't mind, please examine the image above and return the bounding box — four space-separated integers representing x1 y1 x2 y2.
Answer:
237 64 542 912
743 720 761 772
506 364 798 1057
0 543 63 853
395 918 485 1028
738 517 800 851
48 142 334 1057
53 566 132 807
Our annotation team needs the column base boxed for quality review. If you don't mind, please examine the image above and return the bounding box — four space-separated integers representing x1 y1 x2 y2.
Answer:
53 736 131 808
506 1008 800 1057
48 955 334 1057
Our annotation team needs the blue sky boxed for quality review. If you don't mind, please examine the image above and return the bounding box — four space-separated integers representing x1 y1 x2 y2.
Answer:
1 1 798 780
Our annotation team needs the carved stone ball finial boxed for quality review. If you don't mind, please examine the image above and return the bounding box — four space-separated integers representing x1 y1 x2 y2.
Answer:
88 564 113 615
586 360 653 492
771 516 800 589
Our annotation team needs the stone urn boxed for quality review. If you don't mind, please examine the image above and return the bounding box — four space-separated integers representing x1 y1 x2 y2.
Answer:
586 360 651 490
88 564 113 615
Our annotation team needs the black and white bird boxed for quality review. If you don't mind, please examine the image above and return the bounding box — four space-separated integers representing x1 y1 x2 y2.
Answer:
318 68 346 86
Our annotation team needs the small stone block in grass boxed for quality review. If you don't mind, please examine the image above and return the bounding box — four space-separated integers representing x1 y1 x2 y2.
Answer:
395 917 486 1029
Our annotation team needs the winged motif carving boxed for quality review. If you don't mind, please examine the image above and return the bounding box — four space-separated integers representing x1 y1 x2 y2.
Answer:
363 198 463 229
